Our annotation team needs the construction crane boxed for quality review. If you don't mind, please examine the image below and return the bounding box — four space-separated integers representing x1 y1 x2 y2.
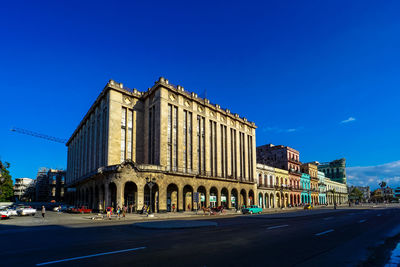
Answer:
10 127 67 144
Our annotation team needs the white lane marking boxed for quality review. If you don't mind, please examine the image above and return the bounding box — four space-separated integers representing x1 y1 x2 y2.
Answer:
267 224 289 230
377 214 382 217
315 229 334 236
323 217 334 220
359 219 367 223
36 247 146 266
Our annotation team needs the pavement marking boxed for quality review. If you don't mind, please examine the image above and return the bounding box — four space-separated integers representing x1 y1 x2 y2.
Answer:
377 214 382 217
359 219 367 223
349 213 356 215
315 229 334 236
323 217 334 220
267 224 289 230
36 247 147 266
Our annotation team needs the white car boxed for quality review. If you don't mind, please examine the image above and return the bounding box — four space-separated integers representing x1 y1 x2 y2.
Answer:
17 206 37 216
6 208 18 216
0 208 11 219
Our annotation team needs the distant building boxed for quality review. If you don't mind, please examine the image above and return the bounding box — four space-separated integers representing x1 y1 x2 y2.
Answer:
301 163 319 205
325 178 348 205
35 168 66 202
348 185 371 202
318 158 347 184
256 144 302 207
394 187 400 199
14 178 35 201
318 171 327 205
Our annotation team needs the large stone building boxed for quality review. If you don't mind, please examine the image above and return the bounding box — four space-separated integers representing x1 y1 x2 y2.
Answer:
325 178 348 205
66 78 257 212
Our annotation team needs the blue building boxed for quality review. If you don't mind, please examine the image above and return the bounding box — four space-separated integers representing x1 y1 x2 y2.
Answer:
301 173 311 204
318 171 327 204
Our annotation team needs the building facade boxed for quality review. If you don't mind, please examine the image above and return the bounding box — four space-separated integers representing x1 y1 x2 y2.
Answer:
66 78 257 212
300 173 311 204
35 168 66 202
14 178 35 201
256 163 275 208
318 171 327 204
318 158 347 184
301 163 319 205
325 178 348 205
256 144 302 207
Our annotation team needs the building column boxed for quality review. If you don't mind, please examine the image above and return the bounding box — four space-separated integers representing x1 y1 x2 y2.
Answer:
104 183 109 208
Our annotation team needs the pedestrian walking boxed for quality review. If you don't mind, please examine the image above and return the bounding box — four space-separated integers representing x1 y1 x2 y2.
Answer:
117 206 121 219
41 206 46 219
172 203 176 212
123 205 127 218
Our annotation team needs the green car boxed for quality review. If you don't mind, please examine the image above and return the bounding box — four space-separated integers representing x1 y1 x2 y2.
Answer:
242 205 263 214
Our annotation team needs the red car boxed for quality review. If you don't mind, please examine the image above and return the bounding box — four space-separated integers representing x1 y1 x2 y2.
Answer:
71 206 92 214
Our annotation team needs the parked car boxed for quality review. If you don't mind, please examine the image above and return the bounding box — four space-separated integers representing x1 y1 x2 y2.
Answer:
242 205 263 214
71 206 92 214
53 205 70 212
304 204 313 210
16 206 37 216
6 208 18 216
0 208 11 219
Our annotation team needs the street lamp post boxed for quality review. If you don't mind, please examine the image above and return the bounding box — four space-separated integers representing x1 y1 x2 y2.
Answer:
146 177 156 214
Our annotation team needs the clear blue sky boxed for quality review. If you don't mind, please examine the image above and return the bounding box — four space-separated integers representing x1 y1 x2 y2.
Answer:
1 0 400 189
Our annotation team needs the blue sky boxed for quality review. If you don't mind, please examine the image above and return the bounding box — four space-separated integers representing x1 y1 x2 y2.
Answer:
1 0 399 189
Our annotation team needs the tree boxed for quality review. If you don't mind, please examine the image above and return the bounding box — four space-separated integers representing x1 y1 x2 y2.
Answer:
0 161 14 201
349 187 364 203
379 181 387 188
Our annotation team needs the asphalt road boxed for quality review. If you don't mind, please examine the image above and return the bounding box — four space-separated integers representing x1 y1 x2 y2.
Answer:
1 207 399 266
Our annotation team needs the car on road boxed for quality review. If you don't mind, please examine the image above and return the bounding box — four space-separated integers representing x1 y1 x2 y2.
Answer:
53 205 69 212
304 204 313 210
71 206 92 214
16 206 37 216
6 207 18 216
0 208 11 219
242 205 263 214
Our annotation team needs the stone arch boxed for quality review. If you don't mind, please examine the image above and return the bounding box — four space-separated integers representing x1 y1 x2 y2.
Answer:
167 183 179 212
197 186 207 208
258 192 263 208
183 185 194 211
270 193 274 208
210 187 218 208
221 187 229 208
144 182 159 213
285 193 289 207
124 181 137 211
231 188 238 208
264 193 269 208
276 192 281 208
248 190 255 205
109 182 117 209
240 189 247 207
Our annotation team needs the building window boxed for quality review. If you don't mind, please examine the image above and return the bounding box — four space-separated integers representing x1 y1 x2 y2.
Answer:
197 115 205 174
221 125 227 178
167 104 178 171
230 128 237 178
183 110 193 173
248 135 253 181
127 109 133 160
121 107 127 162
209 120 217 176
148 106 156 164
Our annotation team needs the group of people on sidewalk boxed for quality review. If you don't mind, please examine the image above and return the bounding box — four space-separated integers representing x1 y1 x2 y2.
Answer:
106 205 128 220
